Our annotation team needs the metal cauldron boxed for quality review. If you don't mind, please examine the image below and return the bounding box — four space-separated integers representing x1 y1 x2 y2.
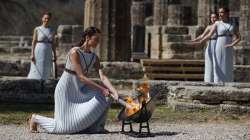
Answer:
117 90 158 137
117 95 156 122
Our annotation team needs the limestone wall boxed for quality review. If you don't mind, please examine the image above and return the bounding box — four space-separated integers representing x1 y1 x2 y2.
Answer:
145 25 204 59
0 78 137 104
0 60 250 82
1 79 250 114
167 82 250 114
0 60 144 80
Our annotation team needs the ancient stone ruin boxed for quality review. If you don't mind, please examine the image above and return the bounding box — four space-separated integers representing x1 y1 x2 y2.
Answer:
1 0 250 113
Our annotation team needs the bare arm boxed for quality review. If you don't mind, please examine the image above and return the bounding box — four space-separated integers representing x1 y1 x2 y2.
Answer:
31 28 37 63
94 56 119 100
191 26 210 42
70 49 109 96
197 23 217 44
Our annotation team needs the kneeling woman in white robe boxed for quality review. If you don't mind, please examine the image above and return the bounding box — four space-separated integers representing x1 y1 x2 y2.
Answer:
28 27 119 134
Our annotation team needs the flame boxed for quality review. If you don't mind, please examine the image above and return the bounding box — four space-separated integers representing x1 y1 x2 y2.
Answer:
123 81 151 117
136 81 150 96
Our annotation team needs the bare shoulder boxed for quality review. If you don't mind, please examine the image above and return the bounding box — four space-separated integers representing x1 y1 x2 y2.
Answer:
69 47 81 64
70 47 80 54
68 47 81 60
34 26 41 31
214 21 220 26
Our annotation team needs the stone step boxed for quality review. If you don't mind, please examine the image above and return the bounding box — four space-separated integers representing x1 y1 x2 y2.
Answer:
145 73 204 81
142 59 205 81
161 42 204 59
143 66 204 73
0 60 144 79
0 78 135 104
168 85 250 103
161 51 204 59
162 42 195 52
162 26 189 35
141 59 204 66
0 46 32 54
0 36 32 48
1 77 250 108
0 36 20 41
0 44 10 48
0 36 32 41
163 34 191 42
11 47 31 54
0 47 11 53
0 40 20 44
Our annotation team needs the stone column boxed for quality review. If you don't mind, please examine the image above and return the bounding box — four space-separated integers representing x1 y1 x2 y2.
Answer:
84 0 109 61
114 0 132 61
84 0 131 61
197 0 211 26
239 0 250 48
236 0 250 65
131 0 146 60
167 0 182 26
131 0 146 26
153 0 168 25
146 26 162 59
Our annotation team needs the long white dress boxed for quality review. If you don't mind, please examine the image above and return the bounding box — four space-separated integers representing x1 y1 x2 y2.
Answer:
27 26 54 80
213 20 236 83
33 47 109 134
204 25 217 82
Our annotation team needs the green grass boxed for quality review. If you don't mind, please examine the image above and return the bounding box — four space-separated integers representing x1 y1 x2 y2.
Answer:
0 104 54 124
0 104 250 125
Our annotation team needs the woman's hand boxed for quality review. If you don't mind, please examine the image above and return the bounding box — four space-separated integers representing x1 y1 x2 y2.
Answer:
101 88 110 97
30 55 35 63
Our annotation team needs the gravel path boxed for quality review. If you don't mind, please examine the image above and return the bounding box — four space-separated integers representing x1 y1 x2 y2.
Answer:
1 122 250 140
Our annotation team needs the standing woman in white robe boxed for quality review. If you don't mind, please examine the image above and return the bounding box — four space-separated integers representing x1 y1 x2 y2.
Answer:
190 7 241 83
191 13 218 82
27 12 57 80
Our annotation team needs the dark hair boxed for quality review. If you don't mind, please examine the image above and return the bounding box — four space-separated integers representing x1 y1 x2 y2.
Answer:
209 13 218 24
43 12 52 18
77 26 101 46
210 13 218 17
219 7 230 13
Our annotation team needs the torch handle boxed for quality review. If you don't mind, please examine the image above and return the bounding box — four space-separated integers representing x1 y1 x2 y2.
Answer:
109 93 132 109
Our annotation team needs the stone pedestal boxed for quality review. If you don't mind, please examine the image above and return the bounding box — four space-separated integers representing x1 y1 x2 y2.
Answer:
145 26 162 59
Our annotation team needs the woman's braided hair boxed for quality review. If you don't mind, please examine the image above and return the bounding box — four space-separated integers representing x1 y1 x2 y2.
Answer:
77 26 101 47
